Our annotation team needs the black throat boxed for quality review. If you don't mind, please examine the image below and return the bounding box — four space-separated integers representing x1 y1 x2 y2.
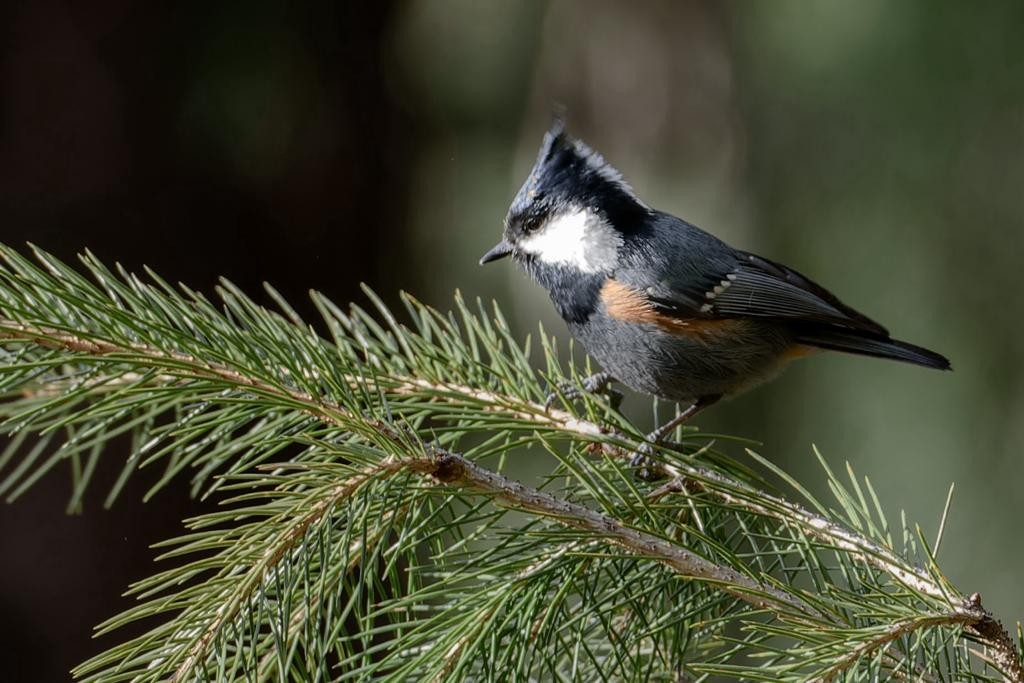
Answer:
519 257 605 325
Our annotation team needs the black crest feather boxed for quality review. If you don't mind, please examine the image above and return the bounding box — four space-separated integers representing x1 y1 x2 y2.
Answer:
525 118 645 211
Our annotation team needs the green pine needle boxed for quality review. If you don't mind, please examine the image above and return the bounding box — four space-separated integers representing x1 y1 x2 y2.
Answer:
0 244 1017 682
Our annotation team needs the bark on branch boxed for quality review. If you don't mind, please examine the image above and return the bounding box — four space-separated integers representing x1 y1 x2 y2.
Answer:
1 321 1020 681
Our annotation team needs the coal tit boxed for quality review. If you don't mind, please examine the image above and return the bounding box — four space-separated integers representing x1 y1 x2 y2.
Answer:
480 120 950 451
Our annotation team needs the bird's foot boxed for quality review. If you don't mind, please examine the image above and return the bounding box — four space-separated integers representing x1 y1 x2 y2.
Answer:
544 372 622 411
629 441 665 481
627 395 722 481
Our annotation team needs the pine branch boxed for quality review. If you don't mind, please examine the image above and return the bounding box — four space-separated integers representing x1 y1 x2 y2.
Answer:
0 244 1019 681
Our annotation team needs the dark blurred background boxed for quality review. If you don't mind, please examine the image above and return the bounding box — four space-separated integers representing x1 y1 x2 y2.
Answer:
2 1 1022 680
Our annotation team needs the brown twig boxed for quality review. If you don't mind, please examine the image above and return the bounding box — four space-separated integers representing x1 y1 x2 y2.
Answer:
170 459 407 682
965 593 1024 682
820 613 978 681
1 321 1020 680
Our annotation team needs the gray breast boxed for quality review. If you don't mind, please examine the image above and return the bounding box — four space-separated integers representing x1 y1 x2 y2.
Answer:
569 314 793 402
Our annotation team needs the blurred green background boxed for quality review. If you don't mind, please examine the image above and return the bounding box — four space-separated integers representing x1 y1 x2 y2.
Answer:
1 1 1022 678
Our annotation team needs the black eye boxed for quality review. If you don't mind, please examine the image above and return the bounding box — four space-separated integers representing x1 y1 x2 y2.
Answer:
522 216 544 233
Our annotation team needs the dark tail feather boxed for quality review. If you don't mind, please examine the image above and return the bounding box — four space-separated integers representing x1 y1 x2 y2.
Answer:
797 329 952 370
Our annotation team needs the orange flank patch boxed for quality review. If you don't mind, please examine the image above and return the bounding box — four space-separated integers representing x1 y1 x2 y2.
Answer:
600 279 745 342
780 344 822 361
600 280 658 322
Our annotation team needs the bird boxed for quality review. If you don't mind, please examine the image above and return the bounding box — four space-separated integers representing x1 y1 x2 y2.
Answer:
480 120 950 471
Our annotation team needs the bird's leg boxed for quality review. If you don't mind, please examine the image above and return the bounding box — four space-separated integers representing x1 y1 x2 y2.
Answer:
544 371 622 411
631 394 722 480
646 395 720 445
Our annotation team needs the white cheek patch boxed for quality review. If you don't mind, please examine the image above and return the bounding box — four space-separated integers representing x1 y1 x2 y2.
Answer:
518 207 622 273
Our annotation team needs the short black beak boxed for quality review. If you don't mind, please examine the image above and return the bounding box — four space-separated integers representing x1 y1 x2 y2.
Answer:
479 240 513 265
